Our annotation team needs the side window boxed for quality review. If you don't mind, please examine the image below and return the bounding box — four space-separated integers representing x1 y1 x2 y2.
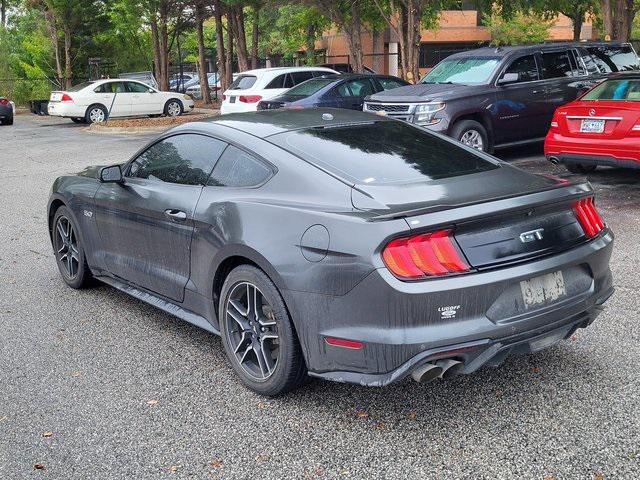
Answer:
540 51 575 79
283 74 294 89
378 78 407 90
335 82 352 97
577 49 601 75
504 55 539 82
265 74 285 89
126 82 150 93
291 71 314 85
207 145 272 187
128 134 226 186
344 79 376 97
93 83 107 93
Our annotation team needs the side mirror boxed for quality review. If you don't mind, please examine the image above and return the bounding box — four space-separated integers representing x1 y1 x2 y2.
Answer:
498 72 519 85
100 165 123 183
148 88 156 93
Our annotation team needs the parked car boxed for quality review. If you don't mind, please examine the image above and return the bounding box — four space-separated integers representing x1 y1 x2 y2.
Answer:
257 74 409 111
545 73 640 173
319 63 377 74
0 96 14 125
47 79 194 124
48 108 613 396
119 71 158 89
364 42 639 152
185 73 220 99
220 66 338 114
170 72 198 92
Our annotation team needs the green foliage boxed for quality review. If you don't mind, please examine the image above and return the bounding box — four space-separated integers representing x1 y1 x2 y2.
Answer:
485 10 553 45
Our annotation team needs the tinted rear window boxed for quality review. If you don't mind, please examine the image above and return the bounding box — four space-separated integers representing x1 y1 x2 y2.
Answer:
269 121 498 185
588 45 639 72
582 79 640 101
285 78 333 96
68 81 95 92
229 75 257 90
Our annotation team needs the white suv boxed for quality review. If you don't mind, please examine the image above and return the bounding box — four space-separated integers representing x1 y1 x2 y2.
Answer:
220 66 338 115
47 79 194 124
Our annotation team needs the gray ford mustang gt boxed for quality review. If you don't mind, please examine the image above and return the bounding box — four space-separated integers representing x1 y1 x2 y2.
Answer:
48 109 614 395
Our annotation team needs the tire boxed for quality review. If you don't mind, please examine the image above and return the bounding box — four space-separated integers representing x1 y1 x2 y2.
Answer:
164 99 183 117
85 104 108 124
5 116 13 125
218 265 307 396
52 206 93 289
451 119 489 152
565 163 597 174
71 117 85 124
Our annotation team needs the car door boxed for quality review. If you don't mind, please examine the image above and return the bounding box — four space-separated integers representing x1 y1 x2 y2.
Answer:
335 78 377 110
126 81 159 115
537 49 582 129
93 81 132 117
93 134 227 302
493 54 548 143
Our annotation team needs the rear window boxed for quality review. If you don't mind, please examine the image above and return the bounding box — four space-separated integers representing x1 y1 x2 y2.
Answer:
269 121 498 185
588 45 639 72
582 79 640 101
229 75 257 90
68 81 95 92
285 78 333 96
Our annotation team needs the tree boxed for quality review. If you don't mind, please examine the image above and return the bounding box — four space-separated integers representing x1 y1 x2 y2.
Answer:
485 9 553 45
193 0 212 102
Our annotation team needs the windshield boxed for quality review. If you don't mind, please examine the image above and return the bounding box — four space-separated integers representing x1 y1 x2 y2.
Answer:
421 57 500 84
582 79 640 101
285 78 333 96
68 81 95 92
229 75 257 90
269 121 497 185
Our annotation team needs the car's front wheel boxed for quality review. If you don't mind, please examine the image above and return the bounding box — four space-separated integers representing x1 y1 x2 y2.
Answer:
219 265 308 396
52 206 93 289
164 99 183 117
451 119 489 152
565 163 597 174
85 105 108 124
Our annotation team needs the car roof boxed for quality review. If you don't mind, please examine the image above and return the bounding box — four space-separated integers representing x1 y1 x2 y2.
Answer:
175 108 386 139
446 41 633 60
237 66 337 76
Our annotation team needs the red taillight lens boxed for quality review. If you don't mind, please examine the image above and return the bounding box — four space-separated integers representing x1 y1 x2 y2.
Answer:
61 93 73 102
382 230 470 280
0 98 8 106
573 197 605 238
239 95 262 103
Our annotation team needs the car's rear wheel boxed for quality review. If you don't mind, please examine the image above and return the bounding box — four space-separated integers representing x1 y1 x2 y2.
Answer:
565 163 597 174
164 99 183 117
451 120 489 152
52 207 93 289
219 265 307 396
85 105 107 124
1 116 13 125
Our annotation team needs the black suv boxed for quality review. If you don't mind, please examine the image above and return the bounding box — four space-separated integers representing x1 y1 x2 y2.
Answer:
364 42 639 152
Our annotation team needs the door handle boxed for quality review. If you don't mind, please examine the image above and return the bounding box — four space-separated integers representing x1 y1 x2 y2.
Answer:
164 209 187 221
532 89 543 94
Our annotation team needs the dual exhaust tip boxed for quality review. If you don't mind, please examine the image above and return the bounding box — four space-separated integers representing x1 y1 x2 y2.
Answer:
411 359 463 384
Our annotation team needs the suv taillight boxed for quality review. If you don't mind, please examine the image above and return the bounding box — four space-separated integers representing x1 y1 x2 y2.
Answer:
0 98 8 106
61 93 73 102
239 95 262 103
573 197 604 238
382 230 470 279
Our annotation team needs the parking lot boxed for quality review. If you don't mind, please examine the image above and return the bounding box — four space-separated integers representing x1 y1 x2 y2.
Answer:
1 114 639 479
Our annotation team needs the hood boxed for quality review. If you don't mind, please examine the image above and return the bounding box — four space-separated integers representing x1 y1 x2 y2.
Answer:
351 164 568 217
366 82 483 103
77 165 105 179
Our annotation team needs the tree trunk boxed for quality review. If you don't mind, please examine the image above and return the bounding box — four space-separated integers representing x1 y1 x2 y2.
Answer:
1 0 6 28
225 11 234 86
405 0 422 84
251 5 259 69
613 0 634 41
195 2 212 104
63 26 72 89
213 0 228 94
600 0 612 39
157 1 170 91
572 11 583 41
305 23 316 65
348 1 364 73
150 16 162 87
44 10 64 87
231 6 249 71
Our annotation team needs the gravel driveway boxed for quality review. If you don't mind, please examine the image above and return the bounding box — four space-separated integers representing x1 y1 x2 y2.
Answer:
1 114 639 479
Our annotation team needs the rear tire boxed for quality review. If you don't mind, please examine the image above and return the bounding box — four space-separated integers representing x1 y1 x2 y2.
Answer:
52 206 93 289
451 120 489 152
2 116 13 125
85 104 108 124
565 163 597 174
218 265 307 396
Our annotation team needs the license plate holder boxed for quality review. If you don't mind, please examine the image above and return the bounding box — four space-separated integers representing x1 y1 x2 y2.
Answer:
520 271 566 309
229 96 236 103
580 119 605 133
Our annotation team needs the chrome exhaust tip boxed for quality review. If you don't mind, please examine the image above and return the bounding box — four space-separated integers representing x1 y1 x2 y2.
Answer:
548 156 559 165
411 363 443 383
436 359 464 379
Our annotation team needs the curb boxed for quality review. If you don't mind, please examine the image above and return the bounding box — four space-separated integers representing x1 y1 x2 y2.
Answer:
86 124 171 135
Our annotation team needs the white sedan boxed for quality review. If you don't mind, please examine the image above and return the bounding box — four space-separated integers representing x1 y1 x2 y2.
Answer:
220 66 338 115
47 79 194 124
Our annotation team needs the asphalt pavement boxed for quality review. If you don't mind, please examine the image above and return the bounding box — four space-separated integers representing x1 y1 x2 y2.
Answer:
1 114 639 479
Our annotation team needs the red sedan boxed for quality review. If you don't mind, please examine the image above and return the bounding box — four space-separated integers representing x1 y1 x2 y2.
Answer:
545 73 640 173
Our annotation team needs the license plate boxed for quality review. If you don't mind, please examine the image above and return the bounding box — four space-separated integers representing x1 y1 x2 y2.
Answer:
580 119 605 133
520 271 566 309
229 96 236 103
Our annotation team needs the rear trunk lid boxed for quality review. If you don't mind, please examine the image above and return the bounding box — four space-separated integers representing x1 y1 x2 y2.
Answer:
353 167 595 269
558 101 640 139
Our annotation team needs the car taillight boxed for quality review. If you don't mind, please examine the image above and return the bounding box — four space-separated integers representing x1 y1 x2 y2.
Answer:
222 95 226 101
0 98 8 106
382 230 470 279
239 95 262 103
61 93 73 102
631 124 640 135
549 111 560 130
573 197 605 238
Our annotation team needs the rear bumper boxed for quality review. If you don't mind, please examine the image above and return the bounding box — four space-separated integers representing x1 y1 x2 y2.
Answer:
220 102 258 115
47 102 85 118
545 132 640 167
284 231 614 386
0 105 12 118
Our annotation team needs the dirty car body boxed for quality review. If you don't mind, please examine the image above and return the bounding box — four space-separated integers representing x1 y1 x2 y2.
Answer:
48 109 614 388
